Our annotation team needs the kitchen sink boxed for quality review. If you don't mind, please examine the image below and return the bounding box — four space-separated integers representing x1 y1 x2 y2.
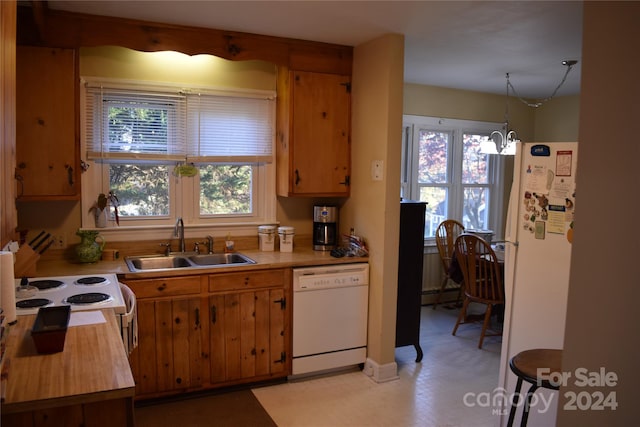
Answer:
125 252 256 272
128 256 192 271
188 253 255 266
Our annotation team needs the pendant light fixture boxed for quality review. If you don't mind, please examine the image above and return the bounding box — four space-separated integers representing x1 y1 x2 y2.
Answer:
481 60 578 156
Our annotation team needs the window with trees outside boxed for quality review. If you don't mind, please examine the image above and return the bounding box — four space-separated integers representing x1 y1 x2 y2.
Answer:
81 79 276 230
401 115 506 239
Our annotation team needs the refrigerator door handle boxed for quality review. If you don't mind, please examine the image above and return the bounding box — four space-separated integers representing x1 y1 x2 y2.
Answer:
504 141 524 246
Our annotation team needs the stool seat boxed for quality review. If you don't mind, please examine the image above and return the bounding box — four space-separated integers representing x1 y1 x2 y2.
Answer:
510 349 562 389
507 348 563 427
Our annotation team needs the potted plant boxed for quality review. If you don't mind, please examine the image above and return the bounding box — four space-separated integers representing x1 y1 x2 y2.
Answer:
89 191 119 227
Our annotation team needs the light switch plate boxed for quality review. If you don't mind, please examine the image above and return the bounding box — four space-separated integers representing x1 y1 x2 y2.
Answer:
371 160 383 181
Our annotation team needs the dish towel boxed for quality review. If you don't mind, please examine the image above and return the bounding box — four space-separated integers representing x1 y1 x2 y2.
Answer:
119 283 138 355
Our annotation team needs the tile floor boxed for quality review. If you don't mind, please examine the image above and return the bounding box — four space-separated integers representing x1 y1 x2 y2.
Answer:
252 304 504 427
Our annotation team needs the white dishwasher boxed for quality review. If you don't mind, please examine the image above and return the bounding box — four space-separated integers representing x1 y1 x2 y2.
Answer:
291 263 369 377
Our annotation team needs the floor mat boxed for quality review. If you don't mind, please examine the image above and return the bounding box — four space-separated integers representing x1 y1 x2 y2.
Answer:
135 388 277 427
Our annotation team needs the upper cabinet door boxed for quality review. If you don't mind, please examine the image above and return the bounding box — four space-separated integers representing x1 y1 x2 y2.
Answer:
277 70 351 197
16 46 80 200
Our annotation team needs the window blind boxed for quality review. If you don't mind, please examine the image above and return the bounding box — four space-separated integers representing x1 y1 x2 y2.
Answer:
85 86 187 162
85 81 274 164
186 93 274 163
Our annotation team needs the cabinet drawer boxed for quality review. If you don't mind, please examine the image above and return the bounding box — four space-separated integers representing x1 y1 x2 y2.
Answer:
125 276 202 299
209 269 285 292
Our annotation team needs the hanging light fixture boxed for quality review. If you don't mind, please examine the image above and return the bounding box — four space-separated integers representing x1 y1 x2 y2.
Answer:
480 72 519 155
481 60 578 156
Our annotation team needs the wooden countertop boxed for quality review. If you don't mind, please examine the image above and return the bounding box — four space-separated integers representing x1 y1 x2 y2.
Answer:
1 310 135 414
34 248 369 279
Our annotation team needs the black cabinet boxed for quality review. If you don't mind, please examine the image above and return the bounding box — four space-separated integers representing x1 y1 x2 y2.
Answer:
395 200 426 362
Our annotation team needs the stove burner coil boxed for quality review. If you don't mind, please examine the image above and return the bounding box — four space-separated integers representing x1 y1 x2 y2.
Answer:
75 276 107 285
29 280 65 290
16 298 53 309
66 292 111 305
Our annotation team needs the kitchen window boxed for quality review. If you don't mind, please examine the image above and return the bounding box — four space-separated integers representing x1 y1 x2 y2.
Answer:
81 79 276 233
401 115 506 239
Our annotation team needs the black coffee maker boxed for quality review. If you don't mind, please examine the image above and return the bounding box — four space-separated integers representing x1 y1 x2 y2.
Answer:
313 205 337 251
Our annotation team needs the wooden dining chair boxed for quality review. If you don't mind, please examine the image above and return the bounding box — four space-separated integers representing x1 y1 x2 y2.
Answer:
433 219 465 309
451 233 504 349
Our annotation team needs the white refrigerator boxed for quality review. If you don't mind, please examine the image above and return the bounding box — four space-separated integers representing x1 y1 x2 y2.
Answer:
498 142 578 426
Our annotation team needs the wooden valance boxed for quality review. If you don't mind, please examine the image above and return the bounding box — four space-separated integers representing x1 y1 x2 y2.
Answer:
17 4 352 75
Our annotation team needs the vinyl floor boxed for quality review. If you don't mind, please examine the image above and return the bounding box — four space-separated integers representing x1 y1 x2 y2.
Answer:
252 304 503 427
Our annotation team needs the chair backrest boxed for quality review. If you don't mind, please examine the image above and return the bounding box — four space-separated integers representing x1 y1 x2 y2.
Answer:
454 233 504 304
435 219 465 272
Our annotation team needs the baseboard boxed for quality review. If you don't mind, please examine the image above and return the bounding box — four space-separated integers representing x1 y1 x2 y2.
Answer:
421 287 461 305
362 358 399 383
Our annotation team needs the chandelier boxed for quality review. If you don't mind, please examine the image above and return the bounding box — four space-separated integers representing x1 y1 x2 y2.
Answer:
481 60 578 156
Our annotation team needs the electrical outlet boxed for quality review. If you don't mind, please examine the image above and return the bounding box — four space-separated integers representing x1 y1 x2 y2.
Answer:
371 160 384 181
52 234 67 249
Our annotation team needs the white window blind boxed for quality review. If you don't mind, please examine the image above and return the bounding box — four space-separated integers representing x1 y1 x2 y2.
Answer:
186 93 274 163
85 86 187 162
84 81 274 164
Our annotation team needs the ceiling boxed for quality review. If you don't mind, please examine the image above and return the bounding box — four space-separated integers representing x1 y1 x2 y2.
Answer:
46 0 584 99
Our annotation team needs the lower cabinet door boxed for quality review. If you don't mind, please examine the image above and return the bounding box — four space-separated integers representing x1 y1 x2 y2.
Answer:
208 288 287 383
132 297 203 395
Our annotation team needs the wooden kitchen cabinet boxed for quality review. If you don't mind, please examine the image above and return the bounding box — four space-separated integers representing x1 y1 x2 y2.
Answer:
276 69 351 197
123 269 291 399
15 46 80 200
208 269 290 384
123 276 206 397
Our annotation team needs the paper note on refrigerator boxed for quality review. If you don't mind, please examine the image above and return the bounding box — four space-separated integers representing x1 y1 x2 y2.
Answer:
546 205 566 234
524 164 548 193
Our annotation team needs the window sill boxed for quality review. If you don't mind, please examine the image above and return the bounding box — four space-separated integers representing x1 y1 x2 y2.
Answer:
80 221 277 243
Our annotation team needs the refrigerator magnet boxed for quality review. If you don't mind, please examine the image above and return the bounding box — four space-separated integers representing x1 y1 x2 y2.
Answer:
535 221 546 239
530 145 551 156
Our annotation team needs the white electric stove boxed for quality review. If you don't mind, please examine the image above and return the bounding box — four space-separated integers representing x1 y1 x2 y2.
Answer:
14 273 126 316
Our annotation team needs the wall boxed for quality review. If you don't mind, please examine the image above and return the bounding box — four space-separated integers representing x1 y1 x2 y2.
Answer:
403 83 534 141
342 33 404 380
79 47 277 90
558 2 638 426
534 95 580 142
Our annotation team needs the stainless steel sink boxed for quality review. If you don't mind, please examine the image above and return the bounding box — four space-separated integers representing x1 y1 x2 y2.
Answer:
125 252 256 272
127 256 192 271
188 253 255 266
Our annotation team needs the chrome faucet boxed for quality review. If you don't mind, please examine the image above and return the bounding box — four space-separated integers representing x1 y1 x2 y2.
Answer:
206 235 214 254
175 217 185 253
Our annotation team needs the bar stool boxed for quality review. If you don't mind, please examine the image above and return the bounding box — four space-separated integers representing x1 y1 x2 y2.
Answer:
507 348 563 427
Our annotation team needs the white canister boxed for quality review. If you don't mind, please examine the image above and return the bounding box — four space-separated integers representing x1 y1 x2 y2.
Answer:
258 225 276 251
278 226 295 252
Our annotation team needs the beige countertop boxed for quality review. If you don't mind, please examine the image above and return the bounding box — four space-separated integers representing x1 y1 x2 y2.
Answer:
34 248 369 279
